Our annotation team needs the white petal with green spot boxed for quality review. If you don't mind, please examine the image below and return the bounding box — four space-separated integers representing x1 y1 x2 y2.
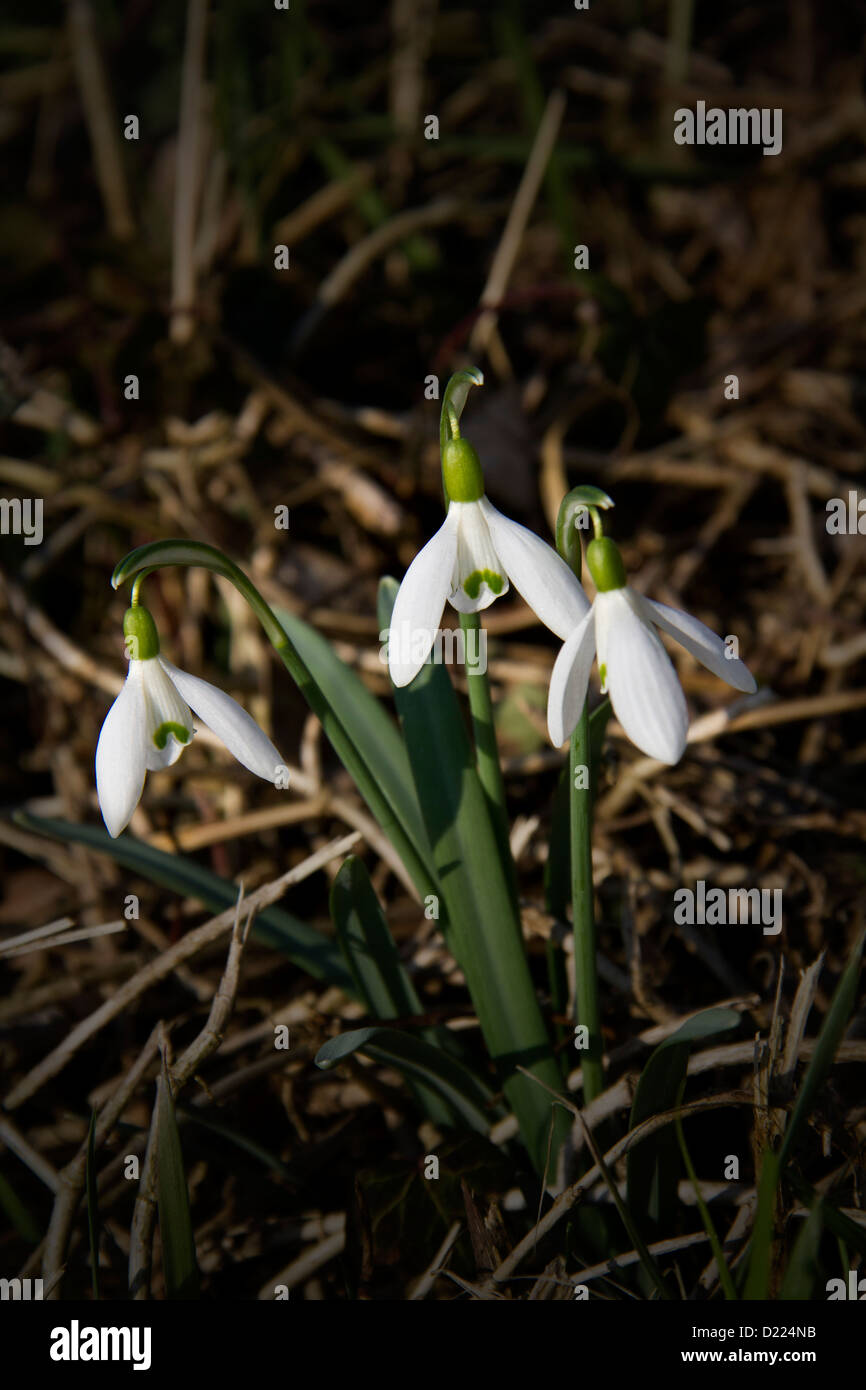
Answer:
137 657 194 771
448 500 509 613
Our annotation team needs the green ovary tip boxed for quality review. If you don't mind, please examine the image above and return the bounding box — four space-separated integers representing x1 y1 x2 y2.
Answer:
442 437 484 502
463 568 504 599
123 605 160 661
586 537 627 592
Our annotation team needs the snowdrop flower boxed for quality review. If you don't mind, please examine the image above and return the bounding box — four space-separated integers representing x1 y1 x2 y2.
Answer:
388 435 589 686
96 605 285 837
547 536 757 763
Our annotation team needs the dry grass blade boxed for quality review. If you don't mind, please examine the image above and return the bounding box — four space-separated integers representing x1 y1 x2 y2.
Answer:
0 1114 60 1195
517 1065 671 1298
0 915 74 953
470 88 567 360
408 1221 462 1301
0 919 126 959
42 1026 162 1296
129 890 251 1299
486 1091 753 1291
4 831 359 1110
66 0 134 239
170 0 209 343
576 1231 711 1289
257 1225 347 1300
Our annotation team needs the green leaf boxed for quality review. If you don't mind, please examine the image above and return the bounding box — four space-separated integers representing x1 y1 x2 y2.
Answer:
331 855 456 1128
779 1199 824 1300
156 1058 199 1300
627 1008 741 1241
175 1109 303 1186
742 1149 780 1300
270 605 437 899
378 578 567 1177
315 1027 498 1134
331 856 422 1019
566 1089 671 1299
786 1172 866 1263
13 812 353 993
674 1084 738 1301
780 925 866 1169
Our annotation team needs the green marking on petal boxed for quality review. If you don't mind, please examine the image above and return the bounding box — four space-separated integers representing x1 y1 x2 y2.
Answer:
463 568 504 600
153 721 191 750
599 663 608 690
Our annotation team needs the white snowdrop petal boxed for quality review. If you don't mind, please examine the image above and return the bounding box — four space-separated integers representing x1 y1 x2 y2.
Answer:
598 590 688 764
480 499 590 639
95 666 147 838
547 607 596 747
139 657 193 771
448 500 509 613
641 597 757 693
160 660 285 782
388 511 459 686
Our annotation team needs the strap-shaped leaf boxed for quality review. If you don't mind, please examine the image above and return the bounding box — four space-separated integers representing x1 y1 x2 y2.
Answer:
742 1149 780 1300
779 1198 824 1300
274 604 436 898
379 578 567 1176
14 812 353 992
332 855 423 1018
316 1026 497 1133
626 1007 741 1240
332 855 456 1128
156 1058 199 1300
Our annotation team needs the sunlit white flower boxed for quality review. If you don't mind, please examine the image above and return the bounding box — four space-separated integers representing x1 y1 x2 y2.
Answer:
547 537 757 763
388 437 589 687
96 605 284 837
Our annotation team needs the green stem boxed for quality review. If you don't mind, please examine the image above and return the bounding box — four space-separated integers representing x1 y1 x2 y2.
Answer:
439 366 484 477
114 541 288 649
545 938 569 1075
459 611 515 891
570 698 603 1104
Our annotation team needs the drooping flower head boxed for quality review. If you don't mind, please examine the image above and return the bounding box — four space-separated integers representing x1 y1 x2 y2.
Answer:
96 604 285 837
387 411 589 687
548 531 757 764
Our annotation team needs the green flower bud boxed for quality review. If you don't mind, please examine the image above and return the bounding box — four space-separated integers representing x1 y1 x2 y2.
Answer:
442 437 484 503
586 536 627 592
122 605 160 662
